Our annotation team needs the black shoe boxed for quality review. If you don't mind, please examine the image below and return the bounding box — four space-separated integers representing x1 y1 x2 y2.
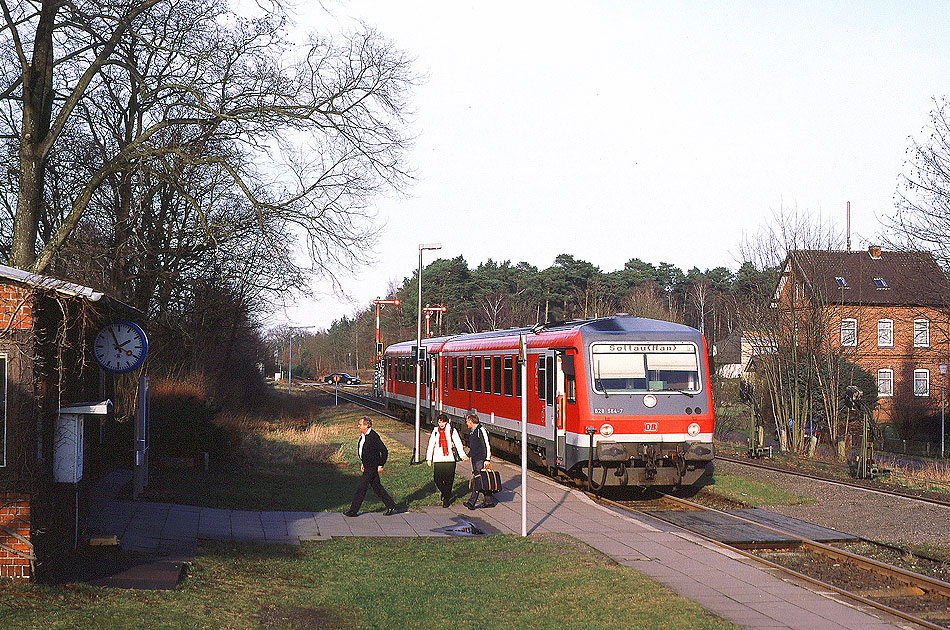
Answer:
463 500 477 510
476 501 496 509
384 506 402 516
442 498 452 508
343 510 358 517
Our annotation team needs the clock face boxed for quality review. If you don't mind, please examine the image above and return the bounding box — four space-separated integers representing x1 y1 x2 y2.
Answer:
93 321 148 373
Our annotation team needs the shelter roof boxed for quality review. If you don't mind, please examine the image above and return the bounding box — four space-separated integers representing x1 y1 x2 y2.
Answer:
0 263 140 314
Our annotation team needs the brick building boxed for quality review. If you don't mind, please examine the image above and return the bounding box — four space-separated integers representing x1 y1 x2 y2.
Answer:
0 264 139 580
773 246 950 426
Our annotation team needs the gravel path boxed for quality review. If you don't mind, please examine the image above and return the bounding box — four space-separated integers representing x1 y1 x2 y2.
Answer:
715 459 950 547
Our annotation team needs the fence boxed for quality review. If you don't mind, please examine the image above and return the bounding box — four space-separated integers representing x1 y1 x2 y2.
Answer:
880 437 946 459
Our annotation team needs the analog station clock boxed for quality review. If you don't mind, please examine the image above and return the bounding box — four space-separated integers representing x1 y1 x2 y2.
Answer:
93 320 148 373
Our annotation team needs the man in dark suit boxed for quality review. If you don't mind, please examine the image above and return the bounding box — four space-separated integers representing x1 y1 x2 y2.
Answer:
344 416 400 517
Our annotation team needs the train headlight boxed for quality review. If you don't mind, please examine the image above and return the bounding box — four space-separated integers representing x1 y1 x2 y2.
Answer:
687 422 701 437
599 423 614 437
643 394 657 408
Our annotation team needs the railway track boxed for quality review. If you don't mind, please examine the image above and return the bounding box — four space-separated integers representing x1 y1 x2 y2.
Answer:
717 452 950 509
314 385 950 628
600 491 950 629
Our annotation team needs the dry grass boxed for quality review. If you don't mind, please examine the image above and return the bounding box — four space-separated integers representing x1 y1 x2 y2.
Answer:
248 423 348 468
884 458 950 492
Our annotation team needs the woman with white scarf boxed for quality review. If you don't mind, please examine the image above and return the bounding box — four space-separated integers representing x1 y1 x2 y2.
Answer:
426 413 468 507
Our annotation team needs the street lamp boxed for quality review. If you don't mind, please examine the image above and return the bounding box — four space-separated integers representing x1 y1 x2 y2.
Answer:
414 242 441 462
940 363 947 459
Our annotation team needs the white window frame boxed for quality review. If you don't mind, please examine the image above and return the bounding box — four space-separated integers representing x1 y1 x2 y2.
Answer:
840 318 857 347
877 369 893 398
877 319 893 348
914 319 930 348
914 369 930 397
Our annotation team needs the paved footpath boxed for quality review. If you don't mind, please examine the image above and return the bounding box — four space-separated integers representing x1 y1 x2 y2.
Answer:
89 444 915 630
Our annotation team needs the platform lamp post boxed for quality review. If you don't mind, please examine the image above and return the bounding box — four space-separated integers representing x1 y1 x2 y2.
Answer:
287 325 316 394
372 298 401 397
414 243 441 463
940 363 947 459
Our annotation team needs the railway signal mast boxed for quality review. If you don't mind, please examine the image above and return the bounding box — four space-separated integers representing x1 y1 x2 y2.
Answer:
372 298 401 397
423 305 447 337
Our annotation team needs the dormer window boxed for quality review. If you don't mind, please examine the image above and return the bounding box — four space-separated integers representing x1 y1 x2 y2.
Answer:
834 276 848 288
873 277 889 289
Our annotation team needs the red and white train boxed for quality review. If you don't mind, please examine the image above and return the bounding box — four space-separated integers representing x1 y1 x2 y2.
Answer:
383 316 715 487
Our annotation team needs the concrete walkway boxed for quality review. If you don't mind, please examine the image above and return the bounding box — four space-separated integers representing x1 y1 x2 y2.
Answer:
88 453 912 630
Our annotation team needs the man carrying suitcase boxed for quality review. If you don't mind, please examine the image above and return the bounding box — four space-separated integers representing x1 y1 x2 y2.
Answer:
463 410 498 509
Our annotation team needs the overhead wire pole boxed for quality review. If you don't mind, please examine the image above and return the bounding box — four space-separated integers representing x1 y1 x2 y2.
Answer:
414 243 441 463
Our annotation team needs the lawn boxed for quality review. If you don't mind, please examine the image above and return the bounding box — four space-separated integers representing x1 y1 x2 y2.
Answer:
698 472 815 507
139 404 445 512
0 536 739 630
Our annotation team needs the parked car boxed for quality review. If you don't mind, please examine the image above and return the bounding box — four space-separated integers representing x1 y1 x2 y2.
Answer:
323 372 361 385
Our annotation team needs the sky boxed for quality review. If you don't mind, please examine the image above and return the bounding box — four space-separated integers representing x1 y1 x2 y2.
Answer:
270 1 950 331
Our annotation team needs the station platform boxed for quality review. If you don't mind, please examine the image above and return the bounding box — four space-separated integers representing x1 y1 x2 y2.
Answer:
87 439 911 630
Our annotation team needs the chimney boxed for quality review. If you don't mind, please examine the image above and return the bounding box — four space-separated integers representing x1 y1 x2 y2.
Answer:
868 245 882 259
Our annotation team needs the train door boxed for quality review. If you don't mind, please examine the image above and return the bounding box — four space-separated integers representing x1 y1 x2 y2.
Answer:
543 350 567 468
428 353 439 425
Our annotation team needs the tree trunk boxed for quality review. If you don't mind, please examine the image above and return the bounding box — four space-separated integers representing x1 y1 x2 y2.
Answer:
10 0 59 269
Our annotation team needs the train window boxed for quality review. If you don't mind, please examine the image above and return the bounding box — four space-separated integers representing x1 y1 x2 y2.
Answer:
452 357 458 389
590 342 700 394
504 356 513 396
515 355 521 397
466 356 473 391
483 358 492 394
443 359 449 394
474 356 482 392
538 357 546 401
493 356 502 394
546 356 554 405
563 355 576 404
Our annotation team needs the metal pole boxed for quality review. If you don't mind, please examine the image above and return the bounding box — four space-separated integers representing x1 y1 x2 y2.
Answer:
414 249 423 462
414 245 441 462
288 334 293 394
521 333 528 537
940 363 948 459
414 244 441 462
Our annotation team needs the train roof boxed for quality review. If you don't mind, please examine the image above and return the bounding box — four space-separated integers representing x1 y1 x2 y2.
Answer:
384 316 702 354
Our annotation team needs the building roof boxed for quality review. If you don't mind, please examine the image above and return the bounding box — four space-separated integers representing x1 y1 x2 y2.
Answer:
784 247 950 307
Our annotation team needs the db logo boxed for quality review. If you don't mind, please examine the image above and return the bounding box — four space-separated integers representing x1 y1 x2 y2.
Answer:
643 422 658 432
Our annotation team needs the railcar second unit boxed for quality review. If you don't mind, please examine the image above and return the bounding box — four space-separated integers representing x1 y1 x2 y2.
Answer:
383 316 715 487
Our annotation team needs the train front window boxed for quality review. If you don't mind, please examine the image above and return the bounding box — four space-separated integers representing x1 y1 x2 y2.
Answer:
590 343 700 395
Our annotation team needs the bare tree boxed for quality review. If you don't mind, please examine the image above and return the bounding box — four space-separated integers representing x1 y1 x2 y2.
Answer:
0 0 415 303
736 207 850 456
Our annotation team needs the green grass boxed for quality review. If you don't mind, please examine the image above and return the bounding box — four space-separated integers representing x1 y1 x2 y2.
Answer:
140 405 446 512
0 536 739 630
701 473 815 507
